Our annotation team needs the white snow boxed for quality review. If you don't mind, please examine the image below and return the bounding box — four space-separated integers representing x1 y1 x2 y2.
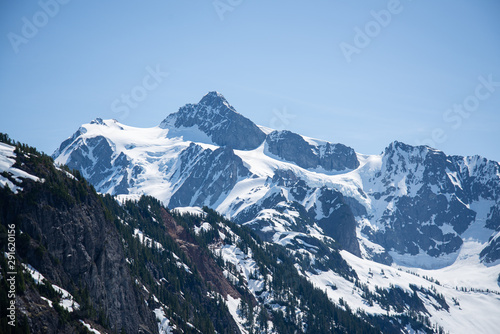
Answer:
54 164 77 180
40 296 53 308
22 263 46 284
194 222 212 235
226 294 248 334
171 252 192 274
388 249 460 270
52 284 80 312
165 125 217 147
0 142 42 193
79 320 101 334
172 206 207 217
23 263 80 312
54 116 500 333
134 228 164 250
154 307 174 334
217 245 261 292
307 249 500 334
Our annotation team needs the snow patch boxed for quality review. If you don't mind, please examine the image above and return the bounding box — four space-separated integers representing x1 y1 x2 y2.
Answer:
154 308 174 334
0 142 42 193
172 206 207 217
194 222 212 235
23 263 80 312
134 228 164 250
226 295 248 334
79 320 101 334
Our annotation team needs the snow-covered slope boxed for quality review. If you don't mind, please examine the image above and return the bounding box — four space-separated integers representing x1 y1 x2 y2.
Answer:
52 92 500 333
0 142 43 193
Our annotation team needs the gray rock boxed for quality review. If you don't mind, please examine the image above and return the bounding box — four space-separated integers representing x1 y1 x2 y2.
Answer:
365 141 500 262
265 130 359 171
169 144 250 207
160 91 266 150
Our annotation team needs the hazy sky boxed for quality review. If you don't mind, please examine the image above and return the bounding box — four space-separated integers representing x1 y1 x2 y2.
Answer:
1 0 499 161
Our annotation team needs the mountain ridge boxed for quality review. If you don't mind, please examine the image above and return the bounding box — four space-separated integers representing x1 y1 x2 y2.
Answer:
47 92 500 333
52 92 500 268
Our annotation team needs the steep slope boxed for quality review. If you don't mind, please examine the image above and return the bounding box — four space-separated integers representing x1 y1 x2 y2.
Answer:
168 206 500 334
0 136 247 333
168 207 382 334
265 130 359 171
0 136 157 333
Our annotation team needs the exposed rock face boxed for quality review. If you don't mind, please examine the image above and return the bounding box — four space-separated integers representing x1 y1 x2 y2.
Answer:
169 144 250 207
160 91 266 150
161 208 245 302
2 139 387 334
480 235 500 263
0 150 157 333
57 133 131 194
362 141 500 265
315 188 361 256
265 130 359 171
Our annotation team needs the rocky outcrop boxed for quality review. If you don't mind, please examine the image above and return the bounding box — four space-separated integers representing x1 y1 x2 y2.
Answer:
363 141 500 263
265 130 359 171
160 91 266 150
480 234 500 264
58 134 131 194
315 188 361 256
169 144 250 207
235 169 361 256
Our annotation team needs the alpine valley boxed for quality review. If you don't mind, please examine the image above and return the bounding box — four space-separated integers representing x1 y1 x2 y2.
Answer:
2 92 500 333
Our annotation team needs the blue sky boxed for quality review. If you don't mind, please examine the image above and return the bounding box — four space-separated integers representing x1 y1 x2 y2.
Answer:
1 0 499 161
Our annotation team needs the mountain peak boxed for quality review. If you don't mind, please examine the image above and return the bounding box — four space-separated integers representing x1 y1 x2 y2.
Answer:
198 91 229 107
385 140 413 152
90 118 105 125
160 91 266 150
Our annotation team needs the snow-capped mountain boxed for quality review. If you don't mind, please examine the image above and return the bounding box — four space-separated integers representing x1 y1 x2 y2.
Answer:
53 91 500 266
52 92 500 333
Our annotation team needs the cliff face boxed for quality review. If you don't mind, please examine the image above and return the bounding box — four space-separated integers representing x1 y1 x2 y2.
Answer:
0 144 157 333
